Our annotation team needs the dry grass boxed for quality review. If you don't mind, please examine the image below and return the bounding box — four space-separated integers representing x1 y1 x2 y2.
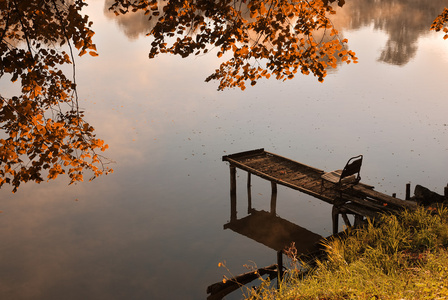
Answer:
244 206 448 300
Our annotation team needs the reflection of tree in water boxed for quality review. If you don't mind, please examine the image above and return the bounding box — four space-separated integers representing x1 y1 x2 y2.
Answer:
104 0 447 66
341 0 447 65
379 28 418 66
103 0 156 39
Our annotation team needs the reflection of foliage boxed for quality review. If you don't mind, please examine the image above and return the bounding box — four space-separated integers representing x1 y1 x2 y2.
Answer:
0 0 112 192
431 8 448 40
103 0 158 40
109 0 358 90
344 0 448 66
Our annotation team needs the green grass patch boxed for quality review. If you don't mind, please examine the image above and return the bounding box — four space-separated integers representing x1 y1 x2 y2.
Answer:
245 207 448 300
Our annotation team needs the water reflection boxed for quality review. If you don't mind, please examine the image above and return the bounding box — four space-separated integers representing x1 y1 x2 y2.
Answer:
104 0 447 66
223 170 323 254
209 177 324 299
338 0 448 65
103 0 157 40
224 209 322 254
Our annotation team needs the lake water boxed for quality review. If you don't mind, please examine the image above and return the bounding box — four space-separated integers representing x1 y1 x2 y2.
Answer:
1 1 448 299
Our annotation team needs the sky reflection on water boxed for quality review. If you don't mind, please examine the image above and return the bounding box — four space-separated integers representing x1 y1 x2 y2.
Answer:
0 0 448 299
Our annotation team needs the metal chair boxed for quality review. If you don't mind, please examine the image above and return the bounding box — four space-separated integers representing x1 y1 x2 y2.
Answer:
321 155 363 192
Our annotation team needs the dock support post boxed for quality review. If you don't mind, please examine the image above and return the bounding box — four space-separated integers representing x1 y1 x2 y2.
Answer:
230 165 237 221
332 206 339 235
341 211 351 228
354 215 364 227
247 173 252 214
271 182 277 215
277 250 283 289
406 183 411 200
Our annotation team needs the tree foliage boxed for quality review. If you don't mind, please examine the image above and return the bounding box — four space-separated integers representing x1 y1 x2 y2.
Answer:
0 0 112 192
109 0 357 90
431 7 448 40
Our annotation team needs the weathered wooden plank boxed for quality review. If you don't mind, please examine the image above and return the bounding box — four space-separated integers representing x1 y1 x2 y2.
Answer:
222 148 265 161
289 174 308 181
353 185 417 210
264 151 325 174
303 180 323 191
224 158 333 203
243 157 271 166
342 194 393 212
342 203 378 219
207 264 278 300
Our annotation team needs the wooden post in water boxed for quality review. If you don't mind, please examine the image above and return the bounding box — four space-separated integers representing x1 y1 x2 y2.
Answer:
332 206 339 235
406 183 411 200
277 250 283 289
247 173 252 214
271 181 277 215
230 165 237 221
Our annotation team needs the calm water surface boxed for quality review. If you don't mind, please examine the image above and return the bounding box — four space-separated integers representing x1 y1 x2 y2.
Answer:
1 1 447 299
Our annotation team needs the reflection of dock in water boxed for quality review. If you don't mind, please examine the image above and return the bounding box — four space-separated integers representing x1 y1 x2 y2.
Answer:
208 207 325 300
224 209 322 253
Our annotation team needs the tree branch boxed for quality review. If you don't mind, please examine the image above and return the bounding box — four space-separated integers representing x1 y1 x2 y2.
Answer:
50 0 79 116
12 0 34 58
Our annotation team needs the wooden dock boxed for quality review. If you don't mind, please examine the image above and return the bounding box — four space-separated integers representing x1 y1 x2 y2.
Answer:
208 149 420 299
222 148 417 233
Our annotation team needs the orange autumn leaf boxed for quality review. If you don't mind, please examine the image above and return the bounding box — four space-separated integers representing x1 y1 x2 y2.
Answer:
0 0 111 192
109 0 357 90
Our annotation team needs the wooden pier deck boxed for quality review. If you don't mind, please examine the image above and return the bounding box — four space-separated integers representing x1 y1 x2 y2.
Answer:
223 148 417 231
209 149 419 299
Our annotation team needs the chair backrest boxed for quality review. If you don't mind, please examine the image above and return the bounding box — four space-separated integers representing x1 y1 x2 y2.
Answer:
339 155 363 183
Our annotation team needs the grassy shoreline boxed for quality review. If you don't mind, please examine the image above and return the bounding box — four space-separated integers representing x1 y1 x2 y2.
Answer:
245 207 448 299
